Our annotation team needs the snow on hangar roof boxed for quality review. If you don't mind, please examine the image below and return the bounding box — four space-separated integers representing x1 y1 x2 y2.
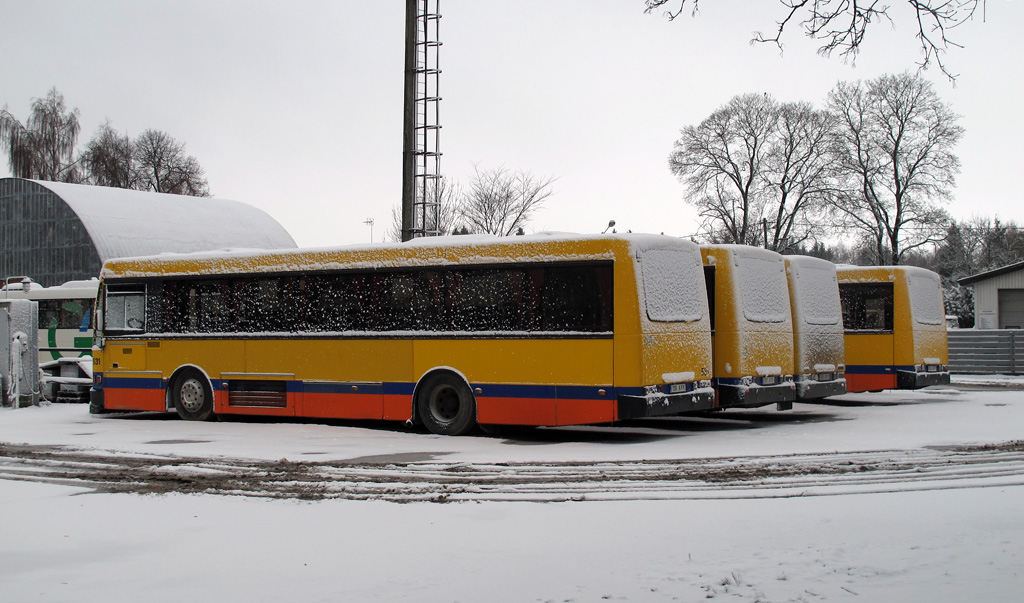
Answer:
30 179 297 261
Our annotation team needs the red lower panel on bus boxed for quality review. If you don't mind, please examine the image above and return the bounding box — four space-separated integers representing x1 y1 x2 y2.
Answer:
558 398 617 425
303 392 383 420
477 397 616 426
383 395 413 422
104 388 166 412
845 372 897 393
477 396 558 425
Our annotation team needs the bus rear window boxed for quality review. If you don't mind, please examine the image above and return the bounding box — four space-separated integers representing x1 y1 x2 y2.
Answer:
735 254 788 323
640 248 704 322
839 283 894 332
792 265 841 326
908 274 944 326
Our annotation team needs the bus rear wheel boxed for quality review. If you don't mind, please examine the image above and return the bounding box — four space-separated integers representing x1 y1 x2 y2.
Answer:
417 373 477 436
172 369 215 421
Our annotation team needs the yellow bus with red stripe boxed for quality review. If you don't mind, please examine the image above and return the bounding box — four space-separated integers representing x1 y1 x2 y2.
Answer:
783 256 846 400
836 266 950 392
700 245 796 409
91 233 715 435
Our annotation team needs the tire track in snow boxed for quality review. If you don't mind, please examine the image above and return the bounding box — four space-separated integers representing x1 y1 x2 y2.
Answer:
1 441 1022 502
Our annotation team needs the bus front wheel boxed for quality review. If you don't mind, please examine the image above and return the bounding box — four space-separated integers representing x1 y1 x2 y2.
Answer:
417 374 477 436
172 369 215 421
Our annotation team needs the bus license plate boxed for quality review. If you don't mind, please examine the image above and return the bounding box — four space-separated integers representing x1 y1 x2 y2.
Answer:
668 383 687 394
762 376 777 385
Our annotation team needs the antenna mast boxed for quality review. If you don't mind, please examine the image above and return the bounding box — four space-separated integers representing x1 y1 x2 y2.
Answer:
401 0 442 241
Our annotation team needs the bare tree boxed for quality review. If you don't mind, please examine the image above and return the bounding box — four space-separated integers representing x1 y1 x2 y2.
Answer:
0 88 81 182
827 72 962 264
670 93 775 246
644 0 982 80
670 93 833 251
761 101 836 251
80 121 136 189
461 166 555 236
133 129 210 196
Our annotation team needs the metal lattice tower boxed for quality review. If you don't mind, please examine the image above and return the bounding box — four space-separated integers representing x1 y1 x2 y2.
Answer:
402 0 442 240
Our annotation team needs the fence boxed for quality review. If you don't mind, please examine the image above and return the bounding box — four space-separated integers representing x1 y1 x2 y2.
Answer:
947 329 1024 375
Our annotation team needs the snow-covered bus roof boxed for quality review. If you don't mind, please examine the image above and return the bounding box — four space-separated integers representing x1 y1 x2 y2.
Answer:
99 232 699 279
30 180 297 262
835 264 941 283
0 278 98 299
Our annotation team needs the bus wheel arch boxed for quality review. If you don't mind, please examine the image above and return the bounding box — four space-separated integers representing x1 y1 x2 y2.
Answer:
169 365 216 421
414 369 478 436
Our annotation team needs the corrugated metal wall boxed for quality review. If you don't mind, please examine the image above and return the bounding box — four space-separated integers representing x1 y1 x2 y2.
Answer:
972 268 1024 329
948 329 1024 374
0 178 101 287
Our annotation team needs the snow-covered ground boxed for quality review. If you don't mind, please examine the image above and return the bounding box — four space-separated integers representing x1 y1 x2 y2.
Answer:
2 385 1021 601
952 373 1024 388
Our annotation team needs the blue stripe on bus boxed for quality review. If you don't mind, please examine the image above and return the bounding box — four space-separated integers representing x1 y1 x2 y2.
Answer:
304 382 384 395
102 376 164 390
97 376 662 402
384 382 416 396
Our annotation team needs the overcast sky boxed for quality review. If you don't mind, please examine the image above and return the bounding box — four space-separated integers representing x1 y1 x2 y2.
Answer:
2 1 1022 247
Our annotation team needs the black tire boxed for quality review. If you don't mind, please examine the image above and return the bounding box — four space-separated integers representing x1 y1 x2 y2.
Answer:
172 369 215 421
417 373 477 436
88 397 107 415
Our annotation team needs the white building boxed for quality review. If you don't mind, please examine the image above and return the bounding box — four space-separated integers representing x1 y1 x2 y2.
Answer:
959 261 1024 329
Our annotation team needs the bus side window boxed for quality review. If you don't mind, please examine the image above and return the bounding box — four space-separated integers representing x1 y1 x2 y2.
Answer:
540 265 613 332
839 283 894 332
39 300 60 329
703 265 716 331
449 268 523 332
61 301 85 329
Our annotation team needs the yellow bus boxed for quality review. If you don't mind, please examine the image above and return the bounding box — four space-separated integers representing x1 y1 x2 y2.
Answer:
836 265 950 392
700 245 796 409
783 256 846 400
90 233 715 435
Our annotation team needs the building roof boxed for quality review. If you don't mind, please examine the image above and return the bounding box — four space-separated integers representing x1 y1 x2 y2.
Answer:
958 260 1024 286
29 179 296 261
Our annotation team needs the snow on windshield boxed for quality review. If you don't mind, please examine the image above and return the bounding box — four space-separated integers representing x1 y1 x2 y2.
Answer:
788 258 841 326
735 251 788 323
908 271 944 325
640 248 704 322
